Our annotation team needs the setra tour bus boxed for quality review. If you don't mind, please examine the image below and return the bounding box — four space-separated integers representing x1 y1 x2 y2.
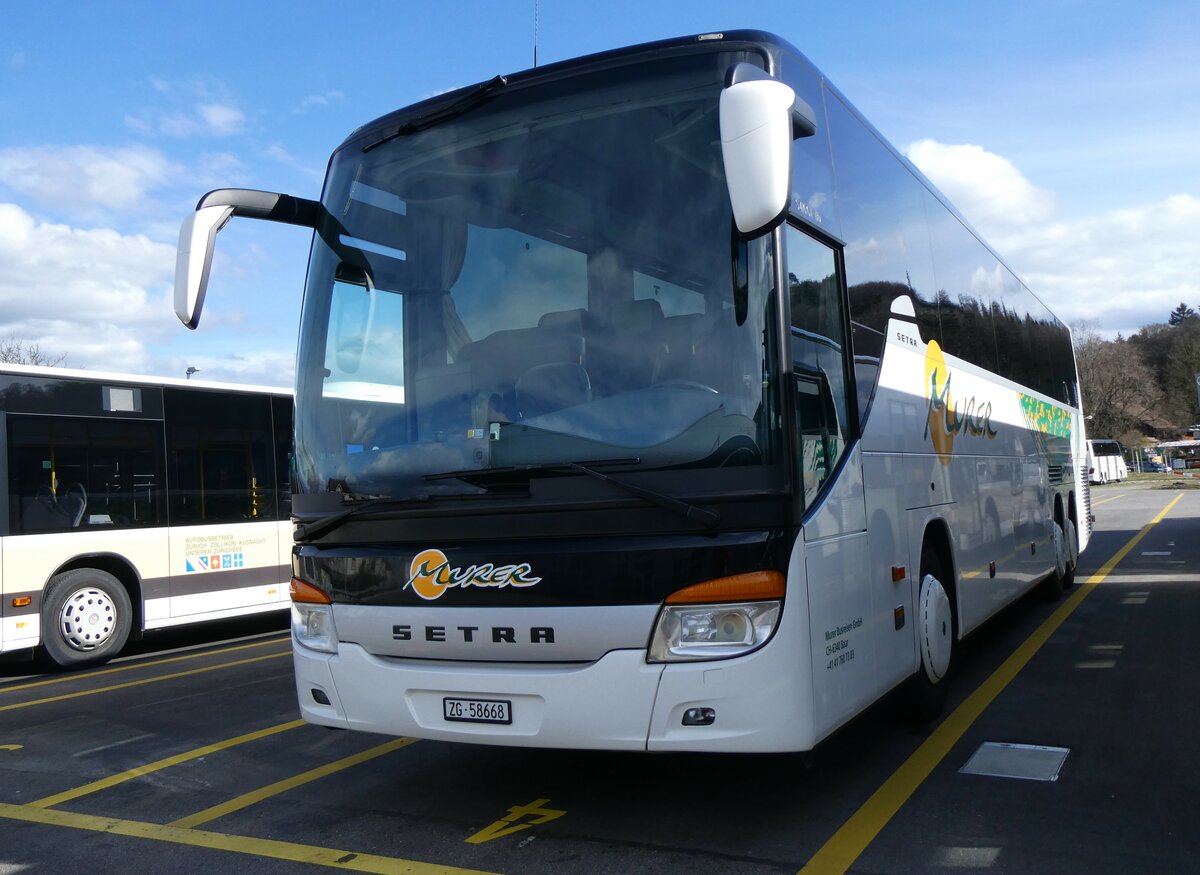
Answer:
173 30 1088 752
0 363 292 668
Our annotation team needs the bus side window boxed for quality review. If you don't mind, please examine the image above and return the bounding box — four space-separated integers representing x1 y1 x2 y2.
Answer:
164 389 276 525
786 225 851 507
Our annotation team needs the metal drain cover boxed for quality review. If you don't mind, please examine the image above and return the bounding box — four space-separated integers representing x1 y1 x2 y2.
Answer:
960 742 1070 782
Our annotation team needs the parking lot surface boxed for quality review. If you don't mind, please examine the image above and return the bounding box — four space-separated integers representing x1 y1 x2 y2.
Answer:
2 483 1196 873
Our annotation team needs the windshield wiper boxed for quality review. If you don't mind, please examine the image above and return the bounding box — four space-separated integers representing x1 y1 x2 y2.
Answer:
293 494 433 543
424 459 720 531
363 75 508 152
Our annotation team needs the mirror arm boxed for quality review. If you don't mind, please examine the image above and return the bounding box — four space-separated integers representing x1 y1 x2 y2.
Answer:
175 188 321 330
196 189 320 228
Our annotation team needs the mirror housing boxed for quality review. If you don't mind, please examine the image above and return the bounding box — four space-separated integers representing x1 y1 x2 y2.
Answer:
173 188 320 329
720 63 817 239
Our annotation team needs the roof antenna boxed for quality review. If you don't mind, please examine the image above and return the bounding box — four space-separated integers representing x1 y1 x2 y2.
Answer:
534 0 539 67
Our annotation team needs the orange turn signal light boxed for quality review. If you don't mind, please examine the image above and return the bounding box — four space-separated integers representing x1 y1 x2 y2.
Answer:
665 570 785 604
11 596 31 608
290 578 332 604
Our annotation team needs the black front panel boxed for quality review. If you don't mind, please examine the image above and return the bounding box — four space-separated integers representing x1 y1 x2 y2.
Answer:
296 528 793 608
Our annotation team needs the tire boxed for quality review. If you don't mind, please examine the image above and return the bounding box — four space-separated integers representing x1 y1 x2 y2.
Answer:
41 569 132 668
1061 517 1078 590
1040 521 1066 602
910 547 956 722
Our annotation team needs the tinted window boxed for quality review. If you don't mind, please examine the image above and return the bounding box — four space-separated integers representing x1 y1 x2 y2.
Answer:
787 226 851 508
165 388 278 524
7 415 165 534
272 395 294 518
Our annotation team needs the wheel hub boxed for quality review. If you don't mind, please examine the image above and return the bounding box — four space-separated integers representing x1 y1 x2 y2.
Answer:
919 573 952 682
59 587 117 651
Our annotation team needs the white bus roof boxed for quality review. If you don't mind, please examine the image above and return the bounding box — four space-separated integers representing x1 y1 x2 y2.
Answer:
0 362 291 396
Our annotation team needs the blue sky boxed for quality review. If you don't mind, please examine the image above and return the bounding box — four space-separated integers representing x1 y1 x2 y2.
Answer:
1 0 1197 386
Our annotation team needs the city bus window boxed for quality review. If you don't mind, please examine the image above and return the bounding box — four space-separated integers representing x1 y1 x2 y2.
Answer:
6 415 164 533
787 225 851 506
165 389 276 524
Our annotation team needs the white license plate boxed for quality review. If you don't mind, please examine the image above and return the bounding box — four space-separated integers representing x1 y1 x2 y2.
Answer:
443 697 512 725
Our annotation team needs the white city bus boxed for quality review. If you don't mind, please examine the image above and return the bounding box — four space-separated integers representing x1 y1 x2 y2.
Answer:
0 363 292 668
1086 439 1127 484
175 30 1088 752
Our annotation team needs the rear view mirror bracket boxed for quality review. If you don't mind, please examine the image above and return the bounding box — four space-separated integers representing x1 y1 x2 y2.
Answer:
174 188 320 329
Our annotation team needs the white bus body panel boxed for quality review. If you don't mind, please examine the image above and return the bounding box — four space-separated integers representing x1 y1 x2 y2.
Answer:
0 521 290 655
294 533 823 753
161 520 289 621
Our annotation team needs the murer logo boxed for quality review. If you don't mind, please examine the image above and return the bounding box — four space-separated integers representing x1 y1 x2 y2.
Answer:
924 339 997 464
405 548 542 601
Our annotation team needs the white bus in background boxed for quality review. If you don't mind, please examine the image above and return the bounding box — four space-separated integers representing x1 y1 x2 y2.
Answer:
175 31 1089 752
1086 439 1127 484
0 364 292 668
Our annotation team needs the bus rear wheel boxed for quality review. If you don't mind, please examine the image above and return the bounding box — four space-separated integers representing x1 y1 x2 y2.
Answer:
41 569 132 669
910 548 956 722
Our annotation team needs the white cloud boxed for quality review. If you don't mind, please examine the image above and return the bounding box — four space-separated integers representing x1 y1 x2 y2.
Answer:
294 90 344 114
903 138 1199 338
155 101 245 138
0 202 175 370
905 138 1058 229
196 102 245 136
1002 194 1200 336
0 144 176 217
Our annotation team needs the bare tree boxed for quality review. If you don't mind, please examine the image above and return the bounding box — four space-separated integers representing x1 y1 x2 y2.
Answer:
0 336 68 367
1074 322 1163 439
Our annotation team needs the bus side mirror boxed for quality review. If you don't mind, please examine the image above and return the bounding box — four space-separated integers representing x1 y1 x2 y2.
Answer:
719 63 816 238
174 189 320 329
175 205 234 329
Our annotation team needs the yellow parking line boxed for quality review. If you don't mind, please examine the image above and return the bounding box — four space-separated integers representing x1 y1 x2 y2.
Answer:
798 493 1183 874
0 802 496 875
0 636 289 695
1090 493 1125 507
0 651 290 713
170 737 419 828
29 719 306 809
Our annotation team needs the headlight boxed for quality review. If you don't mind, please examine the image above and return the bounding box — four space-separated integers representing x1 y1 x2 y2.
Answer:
290 577 338 654
291 602 338 653
648 601 780 662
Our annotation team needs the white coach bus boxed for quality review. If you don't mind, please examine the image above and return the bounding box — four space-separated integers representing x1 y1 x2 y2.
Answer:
175 30 1088 752
0 364 292 667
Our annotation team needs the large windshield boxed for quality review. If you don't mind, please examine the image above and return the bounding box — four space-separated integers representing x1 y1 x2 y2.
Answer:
295 50 779 498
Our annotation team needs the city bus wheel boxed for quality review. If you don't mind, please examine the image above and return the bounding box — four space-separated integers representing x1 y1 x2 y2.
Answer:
910 549 956 722
41 569 132 669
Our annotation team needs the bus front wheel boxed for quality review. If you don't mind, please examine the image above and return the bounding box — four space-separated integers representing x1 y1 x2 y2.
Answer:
41 569 132 669
910 549 956 722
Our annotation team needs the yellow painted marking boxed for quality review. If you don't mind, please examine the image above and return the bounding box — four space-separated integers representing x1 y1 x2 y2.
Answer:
0 802 496 874
170 737 418 828
0 651 290 713
0 636 289 696
0 744 23 751
1090 493 1126 507
465 798 566 844
29 720 305 809
799 493 1183 875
